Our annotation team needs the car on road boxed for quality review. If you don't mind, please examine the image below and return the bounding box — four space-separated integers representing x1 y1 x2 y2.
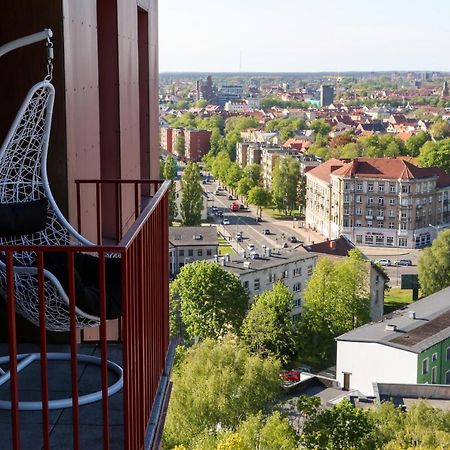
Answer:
289 236 299 243
202 180 207 184
256 217 262 222
217 210 223 217
394 259 413 266
247 243 255 251
212 206 218 212
249 251 260 259
262 229 270 235
239 204 246 210
222 218 230 225
375 259 392 266
228 194 235 200
235 232 243 242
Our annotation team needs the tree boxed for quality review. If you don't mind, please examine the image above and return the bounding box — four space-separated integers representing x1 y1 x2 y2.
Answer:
225 163 242 193
300 399 377 450
247 186 271 218
271 156 300 215
237 177 255 201
175 133 186 157
180 162 203 226
418 139 450 174
243 163 261 186
418 229 450 296
242 282 296 364
209 128 226 156
299 251 370 365
405 131 430 157
170 261 248 339
430 119 450 140
162 157 178 224
163 337 281 449
310 119 332 136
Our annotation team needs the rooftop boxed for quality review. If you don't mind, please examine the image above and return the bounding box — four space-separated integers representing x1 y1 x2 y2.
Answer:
337 287 450 353
169 226 218 247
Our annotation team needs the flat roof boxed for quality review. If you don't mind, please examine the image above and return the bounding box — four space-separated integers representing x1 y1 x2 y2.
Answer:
169 226 218 247
337 286 450 353
220 250 318 275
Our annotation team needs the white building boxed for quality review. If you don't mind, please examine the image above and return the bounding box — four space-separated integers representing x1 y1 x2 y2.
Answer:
336 287 450 396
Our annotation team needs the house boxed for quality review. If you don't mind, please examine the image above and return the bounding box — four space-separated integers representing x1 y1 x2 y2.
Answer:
220 249 318 320
303 236 387 321
169 226 219 275
336 286 450 396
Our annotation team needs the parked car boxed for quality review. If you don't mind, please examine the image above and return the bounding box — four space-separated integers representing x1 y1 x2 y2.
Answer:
217 210 223 217
228 194 234 200
247 243 255 251
249 251 260 260
375 259 392 266
256 217 262 222
239 204 246 210
235 232 243 242
222 218 230 225
289 236 298 243
395 259 413 266
262 229 270 235
212 206 218 212
279 370 301 383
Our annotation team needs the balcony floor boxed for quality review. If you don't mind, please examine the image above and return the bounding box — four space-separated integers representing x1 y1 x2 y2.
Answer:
0 343 124 450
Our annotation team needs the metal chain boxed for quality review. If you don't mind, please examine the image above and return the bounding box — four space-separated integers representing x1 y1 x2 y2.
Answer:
45 36 54 81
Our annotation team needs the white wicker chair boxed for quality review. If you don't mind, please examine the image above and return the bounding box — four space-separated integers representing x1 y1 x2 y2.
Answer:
0 69 122 409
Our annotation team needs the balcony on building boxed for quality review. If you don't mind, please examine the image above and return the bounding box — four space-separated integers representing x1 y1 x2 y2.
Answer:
0 1 171 449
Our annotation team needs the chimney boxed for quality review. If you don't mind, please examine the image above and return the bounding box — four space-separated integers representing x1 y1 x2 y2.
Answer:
409 311 416 320
385 324 397 332
329 240 336 250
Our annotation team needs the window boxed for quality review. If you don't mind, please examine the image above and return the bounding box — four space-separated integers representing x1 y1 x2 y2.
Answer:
375 235 384 244
307 265 313 276
282 270 289 279
344 182 351 191
386 236 394 245
389 198 396 205
378 210 384 218
401 211 407 219
344 208 349 215
197 249 203 256
399 237 408 247
254 279 260 291
446 347 450 361
402 185 410 193
389 210 395 218
378 221 384 228
207 249 212 256
179 249 185 257
356 235 363 244
422 357 429 375
355 220 362 227
356 207 362 215
365 235 374 244
389 222 395 229
293 283 301 292
368 183 374 192
379 184 384 192
293 298 301 307
375 275 380 285
357 183 363 191
188 249 194 257
269 273 276 282
432 353 438 362
432 366 437 384
243 280 249 290
368 197 374 205
356 195 362 203
344 195 350 203
390 184 396 193
367 221 373 227
446 370 450 385
293 267 302 277
378 197 384 205
400 222 407 230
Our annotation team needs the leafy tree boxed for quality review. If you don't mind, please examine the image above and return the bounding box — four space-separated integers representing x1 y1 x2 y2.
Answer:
259 411 299 450
242 282 296 364
299 251 370 365
430 119 450 140
243 163 261 185
340 142 361 159
175 133 186 157
265 118 306 142
271 156 300 215
209 128 226 156
297 173 307 216
212 150 232 185
163 337 281 449
418 229 450 296
237 177 255 201
310 118 332 136
195 99 208 108
225 163 242 193
162 157 178 224
180 162 203 226
170 261 248 339
300 399 377 450
418 139 450 174
330 132 354 148
247 186 271 218
405 131 430 157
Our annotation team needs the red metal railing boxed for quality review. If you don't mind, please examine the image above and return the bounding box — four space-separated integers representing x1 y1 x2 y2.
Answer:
1 179 171 450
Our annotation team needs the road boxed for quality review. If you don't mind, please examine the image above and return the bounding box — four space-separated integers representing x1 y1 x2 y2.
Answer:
202 174 421 288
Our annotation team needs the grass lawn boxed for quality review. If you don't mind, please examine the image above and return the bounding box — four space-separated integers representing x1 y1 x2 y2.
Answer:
384 288 416 313
218 235 236 256
262 205 299 221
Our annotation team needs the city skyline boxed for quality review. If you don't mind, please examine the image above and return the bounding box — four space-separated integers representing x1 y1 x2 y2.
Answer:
160 0 450 73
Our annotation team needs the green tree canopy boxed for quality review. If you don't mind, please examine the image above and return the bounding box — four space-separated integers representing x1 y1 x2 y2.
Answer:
418 139 450 174
170 261 248 339
247 186 271 217
242 282 296 364
180 162 203 226
163 337 281 449
405 131 430 157
418 229 450 296
310 118 332 136
225 163 243 193
242 163 261 186
271 156 300 215
175 133 186 157
237 177 255 200
430 119 450 140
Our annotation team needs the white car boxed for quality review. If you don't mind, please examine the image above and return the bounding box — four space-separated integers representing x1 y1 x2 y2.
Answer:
375 259 391 266
247 243 255 251
222 218 230 225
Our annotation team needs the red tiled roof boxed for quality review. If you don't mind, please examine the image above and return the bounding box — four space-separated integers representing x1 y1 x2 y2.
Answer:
304 236 354 257
306 158 347 183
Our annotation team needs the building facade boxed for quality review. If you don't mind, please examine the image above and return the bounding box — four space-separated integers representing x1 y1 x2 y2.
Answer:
336 287 450 396
184 128 212 161
160 125 173 153
306 158 450 248
320 84 334 107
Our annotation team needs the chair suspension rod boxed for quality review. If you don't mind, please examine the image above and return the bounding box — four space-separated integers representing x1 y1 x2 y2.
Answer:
0 29 52 59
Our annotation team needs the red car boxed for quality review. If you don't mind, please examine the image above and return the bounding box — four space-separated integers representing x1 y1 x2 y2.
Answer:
279 370 301 383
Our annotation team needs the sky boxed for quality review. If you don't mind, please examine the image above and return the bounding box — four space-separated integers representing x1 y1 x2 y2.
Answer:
159 0 450 73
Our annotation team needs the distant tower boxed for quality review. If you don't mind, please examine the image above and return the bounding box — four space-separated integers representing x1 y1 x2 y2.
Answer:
442 80 449 98
320 85 334 107
335 76 342 103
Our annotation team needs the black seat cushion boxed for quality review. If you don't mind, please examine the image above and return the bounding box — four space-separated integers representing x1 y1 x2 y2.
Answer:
43 252 122 320
0 199 48 237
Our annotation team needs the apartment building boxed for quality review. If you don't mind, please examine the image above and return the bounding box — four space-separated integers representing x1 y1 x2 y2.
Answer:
219 250 318 320
236 142 250 168
305 157 450 248
184 128 212 161
160 125 173 153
